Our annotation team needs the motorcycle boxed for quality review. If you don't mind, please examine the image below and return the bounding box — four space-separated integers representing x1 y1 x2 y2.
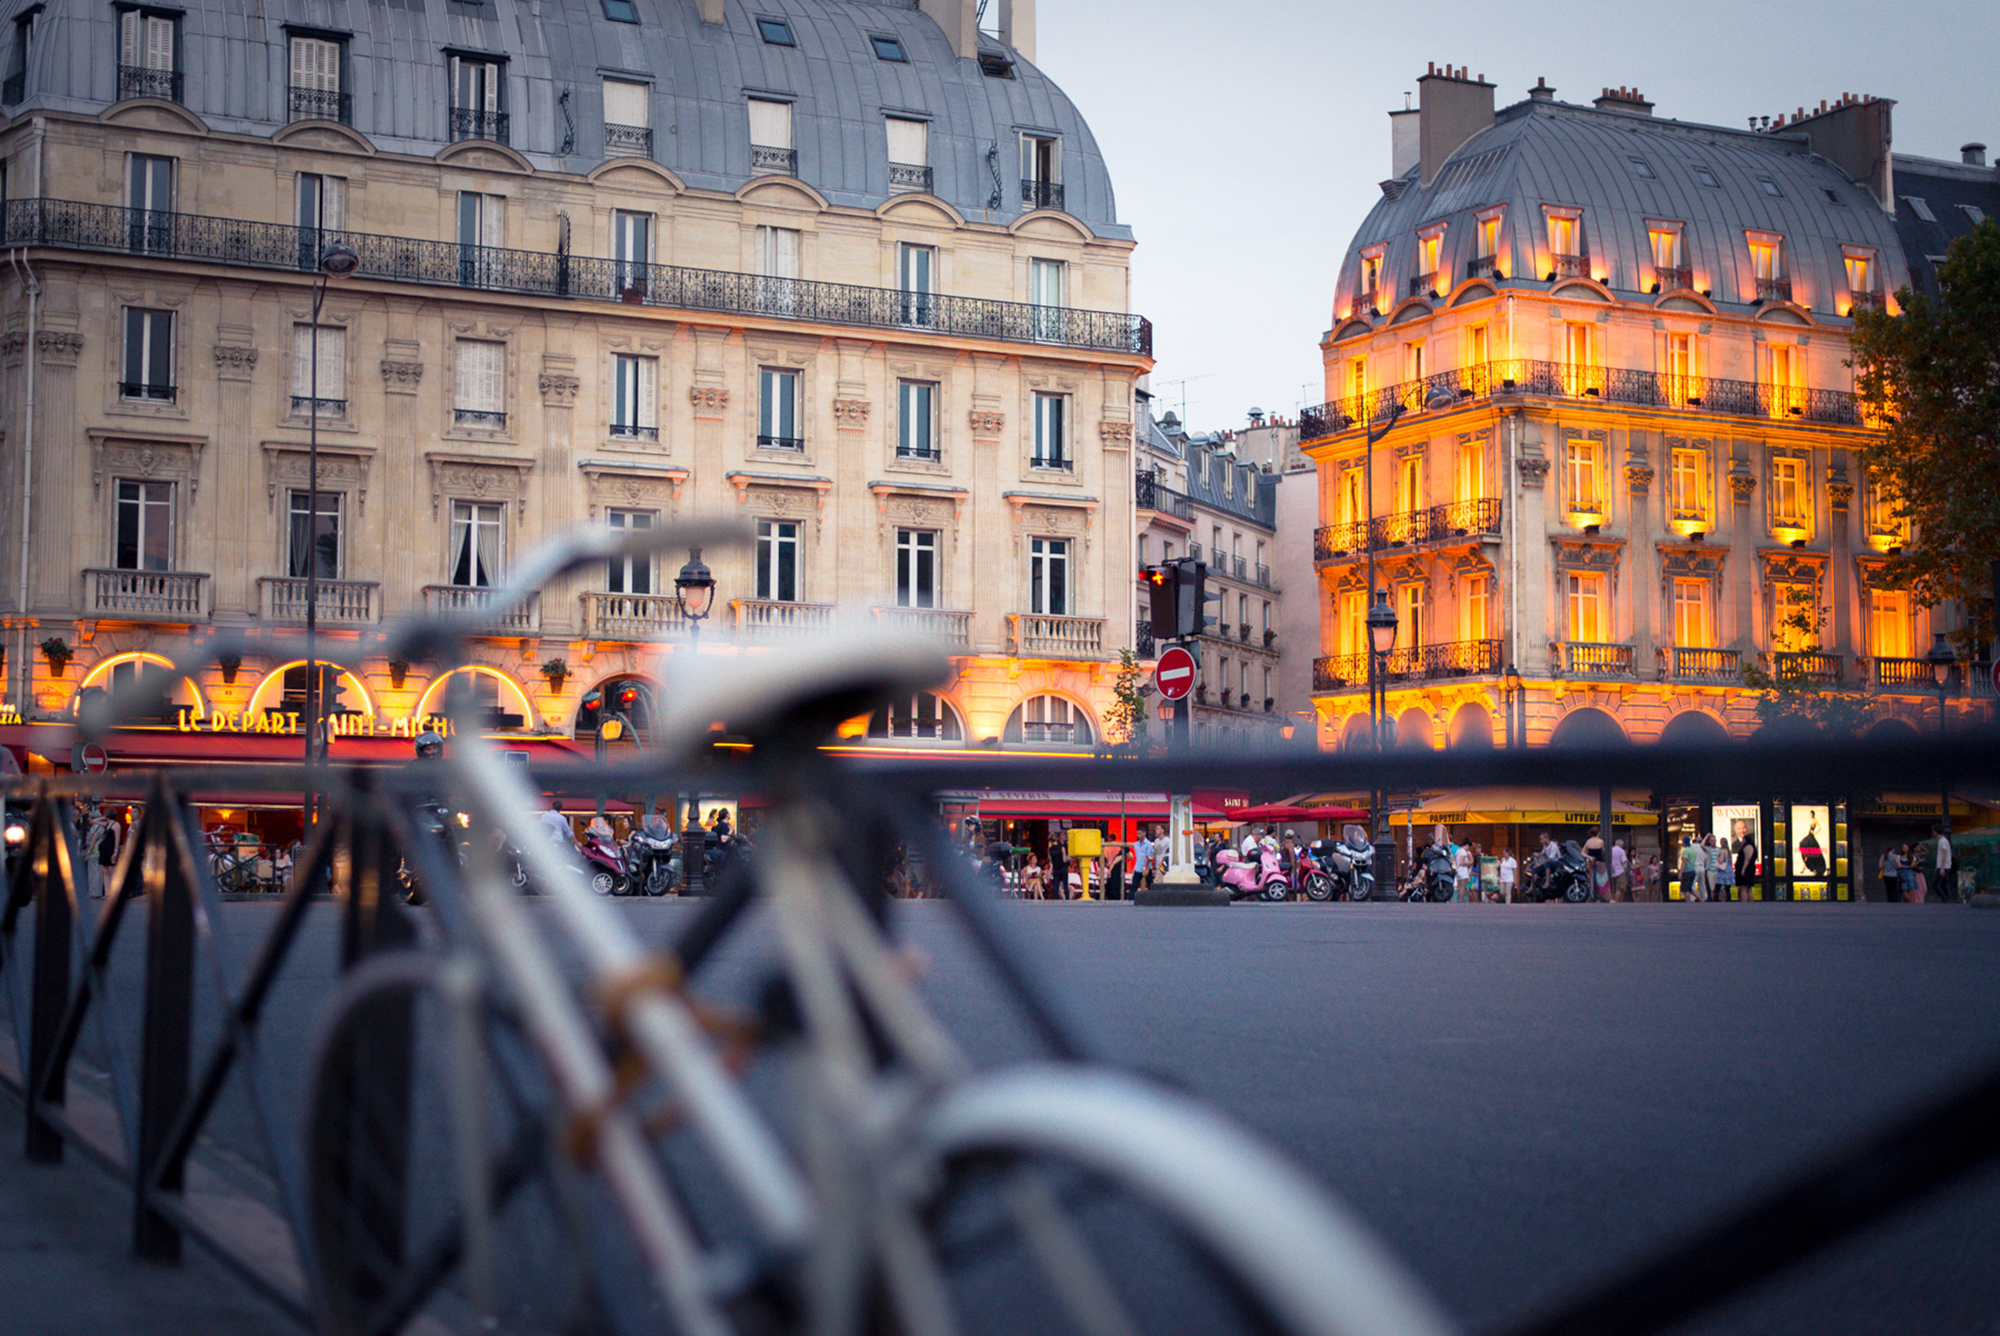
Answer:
1303 833 1375 902
1405 841 1456 903
1215 845 1290 902
1527 841 1594 903
625 817 680 897
399 801 529 903
580 829 631 896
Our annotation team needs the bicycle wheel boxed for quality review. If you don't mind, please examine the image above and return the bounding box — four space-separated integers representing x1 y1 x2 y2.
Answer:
895 1065 1457 1336
304 951 607 1336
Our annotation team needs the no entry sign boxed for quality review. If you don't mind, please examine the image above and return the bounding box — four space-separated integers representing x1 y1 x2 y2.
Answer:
1154 645 1197 701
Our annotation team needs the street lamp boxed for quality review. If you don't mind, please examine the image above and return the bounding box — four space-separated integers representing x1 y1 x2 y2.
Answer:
1926 631 1956 835
302 239 358 828
1503 664 1523 749
1366 591 1399 746
673 548 717 891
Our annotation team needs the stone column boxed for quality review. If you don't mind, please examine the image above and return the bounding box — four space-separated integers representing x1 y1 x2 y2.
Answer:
30 328 83 616
210 326 259 619
378 339 424 619
1624 428 1656 672
968 354 1009 655
536 352 581 638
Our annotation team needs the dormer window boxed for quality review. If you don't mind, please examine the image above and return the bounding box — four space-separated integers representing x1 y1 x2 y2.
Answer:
1543 206 1585 278
1756 176 1783 198
1355 246 1385 316
1748 231 1789 302
1844 246 1882 313
870 34 906 61
1647 222 1688 291
1467 207 1504 280
1411 226 1443 296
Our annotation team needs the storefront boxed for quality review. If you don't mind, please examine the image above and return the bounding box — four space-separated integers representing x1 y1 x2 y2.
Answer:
1658 796 1855 901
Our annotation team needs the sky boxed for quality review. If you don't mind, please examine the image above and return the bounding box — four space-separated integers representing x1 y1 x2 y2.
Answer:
1026 0 2000 435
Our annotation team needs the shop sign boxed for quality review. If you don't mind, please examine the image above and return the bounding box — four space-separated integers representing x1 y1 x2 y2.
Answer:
0 705 20 725
176 710 455 737
1859 801 1941 817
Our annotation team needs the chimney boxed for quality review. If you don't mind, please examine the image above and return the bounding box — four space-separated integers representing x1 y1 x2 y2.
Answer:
1592 85 1654 116
918 0 980 61
1390 100 1419 177
1528 77 1556 102
1790 94 1896 209
1417 63 1495 188
697 0 722 22
997 0 1035 64
1963 142 1988 167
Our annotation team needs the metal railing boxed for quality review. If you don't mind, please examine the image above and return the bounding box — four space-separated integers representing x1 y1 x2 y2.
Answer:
289 395 344 417
608 422 659 441
752 145 797 176
889 163 933 192
119 381 177 403
1008 613 1105 660
1312 638 1504 691
257 576 379 624
1658 645 1740 682
733 598 836 637
85 568 211 620
605 123 653 156
580 590 688 639
421 584 539 631
450 107 510 144
1314 497 1503 562
118 64 182 102
1408 270 1442 297
1135 619 1157 659
1557 641 1636 677
1300 360 1859 440
1022 179 1064 210
453 408 507 429
288 85 352 125
1550 252 1590 278
1256 564 1271 588
1466 255 1501 280
1135 471 1191 519
0 199 1152 358
1756 276 1793 302
757 434 804 451
1653 265 1692 291
1763 650 1843 685
872 606 973 649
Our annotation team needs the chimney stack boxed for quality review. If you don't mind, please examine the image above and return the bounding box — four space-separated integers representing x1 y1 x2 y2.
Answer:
1528 76 1556 102
1964 142 1988 167
1416 63 1496 187
1592 85 1654 116
1789 94 1896 209
997 0 1035 64
917 0 980 60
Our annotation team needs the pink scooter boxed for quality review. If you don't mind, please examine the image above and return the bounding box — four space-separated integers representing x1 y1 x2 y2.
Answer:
1214 846 1291 902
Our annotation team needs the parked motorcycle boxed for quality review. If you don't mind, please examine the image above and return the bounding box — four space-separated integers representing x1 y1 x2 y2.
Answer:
399 801 529 903
625 816 679 897
1527 841 1594 903
1406 841 1456 903
1304 832 1375 902
581 828 631 896
1215 845 1289 902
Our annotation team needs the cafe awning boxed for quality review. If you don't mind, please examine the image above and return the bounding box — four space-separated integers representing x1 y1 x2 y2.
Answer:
956 791 1227 820
1391 786 1656 827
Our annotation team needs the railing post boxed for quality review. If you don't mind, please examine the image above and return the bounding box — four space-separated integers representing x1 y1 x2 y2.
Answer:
133 788 194 1260
24 794 76 1164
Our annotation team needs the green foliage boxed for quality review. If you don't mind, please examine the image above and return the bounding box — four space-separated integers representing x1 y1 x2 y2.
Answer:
1101 648 1152 758
1849 218 2000 647
1738 597 1872 737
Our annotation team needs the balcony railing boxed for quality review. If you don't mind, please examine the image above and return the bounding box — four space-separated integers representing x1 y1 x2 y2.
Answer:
1350 287 1379 319
454 409 507 429
1135 619 1157 659
757 434 804 451
1763 651 1842 685
1550 252 1590 278
1314 497 1503 562
1653 265 1692 292
422 584 540 632
1018 720 1089 745
1312 639 1503 692
1256 563 1271 588
1408 270 1442 297
580 591 688 640
872 606 973 650
119 381 177 403
1556 642 1635 677
1299 359 1858 441
258 577 379 624
889 163 933 193
450 107 510 144
608 423 659 441
1872 657 1937 690
86 568 210 621
1008 613 1105 660
1022 179 1064 211
1849 291 1885 314
1755 276 1793 303
1134 471 1192 519
1658 645 1740 682
118 64 182 103
751 145 797 176
290 395 345 417
605 123 653 156
289 85 353 125
1466 255 1501 280
0 199 1152 358
733 598 836 637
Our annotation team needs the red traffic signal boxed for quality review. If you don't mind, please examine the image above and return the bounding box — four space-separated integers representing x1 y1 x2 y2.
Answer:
615 683 641 711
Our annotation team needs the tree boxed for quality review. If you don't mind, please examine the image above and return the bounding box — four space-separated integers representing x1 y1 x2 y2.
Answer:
1849 218 2000 648
1739 594 1873 737
1101 648 1152 758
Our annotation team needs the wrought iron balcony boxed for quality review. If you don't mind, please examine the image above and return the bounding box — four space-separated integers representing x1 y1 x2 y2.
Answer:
604 123 653 157
1312 639 1503 692
873 606 973 650
1017 720 1089 744
1653 265 1692 292
453 409 507 429
289 85 353 125
1134 619 1157 659
1763 650 1842 685
118 64 182 103
3 197 1152 358
86 568 210 621
608 423 659 441
449 107 510 144
1756 276 1793 302
733 598 836 637
258 576 379 624
1658 645 1739 682
1134 472 1192 520
1314 497 1502 562
1408 270 1442 297
1549 252 1590 279
1256 563 1271 588
757 434 804 451
751 145 797 176
1008 613 1105 660
290 395 345 417
1556 642 1635 677
580 590 688 640
889 163 933 193
1465 255 1502 280
119 381 177 403
1022 179 1064 211
895 445 940 461
2 72 23 104
423 584 539 632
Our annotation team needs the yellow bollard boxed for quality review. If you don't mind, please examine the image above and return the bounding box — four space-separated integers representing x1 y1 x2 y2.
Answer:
1067 827 1102 901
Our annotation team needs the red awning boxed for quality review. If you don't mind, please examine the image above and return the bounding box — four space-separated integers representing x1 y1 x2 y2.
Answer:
963 792 1226 820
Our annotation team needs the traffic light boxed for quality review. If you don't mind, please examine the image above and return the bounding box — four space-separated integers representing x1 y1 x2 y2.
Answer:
1144 564 1178 641
578 688 604 733
614 682 641 713
1172 559 1221 639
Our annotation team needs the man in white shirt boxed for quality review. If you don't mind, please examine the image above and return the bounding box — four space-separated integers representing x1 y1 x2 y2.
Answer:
1609 838 1629 902
1934 825 1955 902
1133 829 1154 892
1498 850 1517 904
1241 826 1262 860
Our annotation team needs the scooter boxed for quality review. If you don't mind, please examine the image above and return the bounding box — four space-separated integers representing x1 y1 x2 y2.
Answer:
1527 841 1594 903
625 816 679 896
580 829 630 896
1303 834 1375 902
1254 845 1292 901
1406 841 1457 903
1213 847 1265 901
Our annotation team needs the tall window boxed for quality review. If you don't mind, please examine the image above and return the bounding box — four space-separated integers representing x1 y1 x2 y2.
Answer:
886 116 929 191
1397 582 1425 650
1748 235 1783 280
1670 446 1707 525
1029 537 1068 615
748 98 794 173
755 518 799 602
603 79 650 155
453 339 505 427
121 308 174 401
1457 439 1485 503
291 323 345 415
1767 344 1804 417
118 10 178 101
1358 254 1382 297
296 172 345 269
1032 393 1067 469
1020 133 1060 208
612 210 651 296
1404 341 1424 386
1566 437 1602 515
895 528 937 608
1773 583 1819 651
1006 695 1091 746
449 55 507 143
1648 224 1684 272
610 355 657 439
1547 212 1580 259
758 368 801 449
1462 575 1489 642
1562 321 1596 395
457 191 503 286
1672 578 1712 647
1395 455 1422 512
114 479 173 571
1029 258 1065 341
605 508 654 594
288 35 344 122
897 381 936 459
6 12 31 103
1565 572 1606 642
450 500 504 586
1414 231 1442 283
1844 248 1877 296
1666 332 1696 404
1476 214 1501 259
1771 456 1806 528
287 490 341 579
1465 322 1489 371
127 152 174 254
898 242 935 326
1347 355 1367 402
1336 467 1362 526
1867 589 1910 659
1335 589 1365 658
755 225 800 314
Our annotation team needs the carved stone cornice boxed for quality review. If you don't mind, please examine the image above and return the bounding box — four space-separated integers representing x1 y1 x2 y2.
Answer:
1625 463 1655 494
37 331 84 364
213 344 258 380
539 373 581 406
380 360 424 394
832 398 870 426
0 333 23 358
689 385 728 414
1827 480 1855 509
424 450 536 519
1727 463 1757 501
968 409 1005 437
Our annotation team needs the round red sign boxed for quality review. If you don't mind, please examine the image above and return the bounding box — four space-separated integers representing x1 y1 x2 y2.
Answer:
1153 645 1197 701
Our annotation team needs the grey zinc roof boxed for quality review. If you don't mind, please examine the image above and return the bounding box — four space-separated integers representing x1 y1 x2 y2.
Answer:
1886 156 2000 301
1334 97 1909 325
4 0 1127 239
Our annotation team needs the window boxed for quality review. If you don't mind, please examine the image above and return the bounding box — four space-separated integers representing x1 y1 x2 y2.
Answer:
755 17 794 45
748 98 794 173
287 490 341 579
603 79 650 154
1335 589 1366 658
1261 598 1271 631
1648 224 1684 269
1770 455 1806 528
1461 575 1489 641
756 519 800 601
1547 211 1580 259
291 323 346 415
1628 157 1656 179
1669 446 1707 525
758 368 801 449
453 339 506 428
118 9 178 101
456 191 503 285
1395 455 1422 513
977 51 1014 79
295 172 346 268
1867 590 1910 659
600 0 639 23
1237 593 1249 629
1767 344 1804 418
1844 248 1877 295
897 380 936 459
605 509 654 594
1403 340 1424 385
1457 439 1485 503
1756 176 1782 198
288 35 345 123
1021 134 1061 209
870 34 906 61
1694 165 1720 188
6 12 32 104
1561 321 1597 395
1748 236 1782 279
1565 572 1607 642
1336 467 1363 527
449 55 507 143
1032 393 1067 469
898 242 935 326
610 354 658 439
450 501 504 587
870 692 963 741
896 528 937 608
612 209 651 295
1359 253 1382 297
1029 258 1065 340
1029 537 1068 615
1567 437 1602 516
1666 332 1696 404
121 308 173 401
127 152 174 254
114 479 174 571
1465 323 1489 370
1773 584 1818 651
887 116 929 191
1414 230 1442 283
755 224 800 279
1901 196 1936 222
1476 214 1501 259
1006 695 1092 746
1672 578 1712 648
1397 583 1424 650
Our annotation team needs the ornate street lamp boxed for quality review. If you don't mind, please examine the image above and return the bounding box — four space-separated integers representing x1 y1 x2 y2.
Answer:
673 548 717 891
302 240 358 828
1504 664 1523 749
1365 590 1399 865
1926 631 1956 836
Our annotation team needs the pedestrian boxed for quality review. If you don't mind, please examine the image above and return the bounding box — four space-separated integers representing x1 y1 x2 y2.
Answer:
1644 853 1663 901
1732 821 1759 899
1132 827 1153 893
1608 837 1629 902
1452 840 1473 903
1713 836 1736 901
1909 842 1930 904
1020 851 1044 899
1896 842 1918 903
80 803 110 898
1498 848 1517 904
1879 844 1901 903
1240 826 1262 861
1677 835 1701 902
1933 824 1955 904
1582 832 1609 901
1102 845 1126 901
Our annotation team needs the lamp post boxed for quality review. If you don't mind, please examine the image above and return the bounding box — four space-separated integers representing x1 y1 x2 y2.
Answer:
1926 632 1956 836
674 549 717 892
1365 590 1399 885
302 240 358 830
1503 664 1523 749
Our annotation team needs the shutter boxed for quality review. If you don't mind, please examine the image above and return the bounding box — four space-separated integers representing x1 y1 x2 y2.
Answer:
322 176 345 230
479 341 503 411
319 326 345 399
457 340 502 411
886 117 925 166
120 10 139 67
775 227 798 279
145 16 172 71
748 98 789 148
293 323 312 397
603 79 647 127
290 37 312 89
481 195 503 248
637 358 657 429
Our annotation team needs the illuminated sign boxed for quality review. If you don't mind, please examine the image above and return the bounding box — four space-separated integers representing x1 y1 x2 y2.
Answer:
176 711 456 737
0 705 20 725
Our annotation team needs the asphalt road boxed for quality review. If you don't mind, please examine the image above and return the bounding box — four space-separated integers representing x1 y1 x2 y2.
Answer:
57 897 2000 1335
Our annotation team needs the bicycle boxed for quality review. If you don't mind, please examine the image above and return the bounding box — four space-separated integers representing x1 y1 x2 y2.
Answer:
297 524 1456 1336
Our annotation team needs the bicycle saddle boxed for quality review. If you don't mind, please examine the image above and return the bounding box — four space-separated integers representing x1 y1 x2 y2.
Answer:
654 627 951 760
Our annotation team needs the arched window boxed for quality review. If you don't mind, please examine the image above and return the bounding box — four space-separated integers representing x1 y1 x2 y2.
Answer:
1004 694 1095 747
867 691 963 742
